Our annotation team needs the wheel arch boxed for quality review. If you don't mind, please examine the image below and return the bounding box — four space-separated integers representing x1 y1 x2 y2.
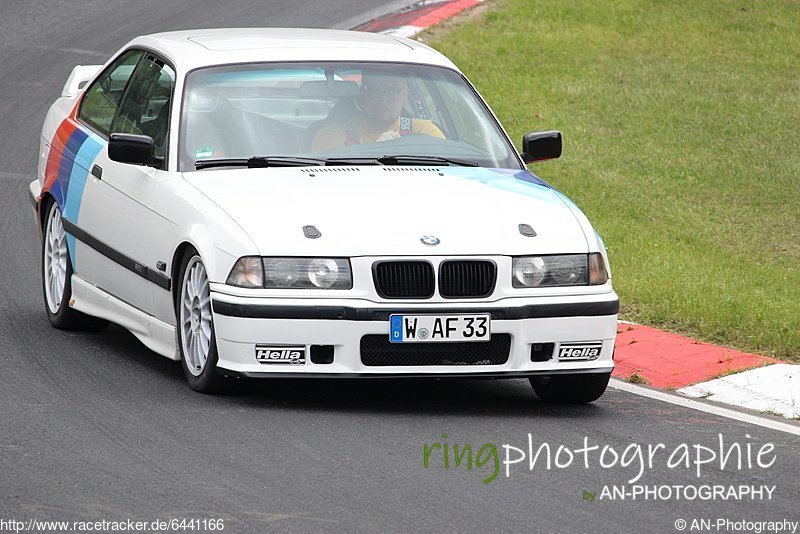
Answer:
169 230 234 308
171 237 226 393
170 241 199 309
38 192 56 236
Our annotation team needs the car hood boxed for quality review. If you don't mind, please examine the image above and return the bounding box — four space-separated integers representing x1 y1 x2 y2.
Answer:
183 166 589 256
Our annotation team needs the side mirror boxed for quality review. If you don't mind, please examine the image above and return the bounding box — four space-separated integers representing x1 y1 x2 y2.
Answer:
108 133 155 166
521 131 562 164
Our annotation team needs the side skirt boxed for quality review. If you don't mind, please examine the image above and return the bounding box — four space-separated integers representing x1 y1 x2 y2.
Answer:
70 275 180 361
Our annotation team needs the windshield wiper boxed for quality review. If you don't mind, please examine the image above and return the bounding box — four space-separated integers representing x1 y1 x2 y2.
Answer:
324 155 479 167
322 157 382 166
195 156 326 170
195 154 480 170
378 155 479 167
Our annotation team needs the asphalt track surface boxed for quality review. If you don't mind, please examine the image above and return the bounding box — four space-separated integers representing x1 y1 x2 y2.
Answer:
1 2 798 533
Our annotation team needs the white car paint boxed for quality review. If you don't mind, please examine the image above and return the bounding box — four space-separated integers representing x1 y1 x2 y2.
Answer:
32 28 619 389
183 167 590 257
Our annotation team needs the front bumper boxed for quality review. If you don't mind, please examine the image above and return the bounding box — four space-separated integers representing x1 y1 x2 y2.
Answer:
210 291 619 377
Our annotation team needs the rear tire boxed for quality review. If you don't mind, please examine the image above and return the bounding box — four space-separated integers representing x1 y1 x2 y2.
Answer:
41 200 107 331
176 249 226 393
529 372 611 404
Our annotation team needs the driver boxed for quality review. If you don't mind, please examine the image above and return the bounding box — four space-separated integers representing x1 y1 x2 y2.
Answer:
311 71 444 152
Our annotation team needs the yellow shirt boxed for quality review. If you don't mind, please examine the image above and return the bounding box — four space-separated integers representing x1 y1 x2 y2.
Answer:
312 116 444 152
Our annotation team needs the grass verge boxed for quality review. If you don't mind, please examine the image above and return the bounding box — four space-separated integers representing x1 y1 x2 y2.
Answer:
421 0 800 361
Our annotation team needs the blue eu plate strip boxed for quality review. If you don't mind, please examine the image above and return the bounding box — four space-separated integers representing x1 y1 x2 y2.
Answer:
390 315 403 343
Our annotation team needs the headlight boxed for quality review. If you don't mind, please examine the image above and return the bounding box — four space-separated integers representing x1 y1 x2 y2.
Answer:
512 256 546 287
226 256 264 288
307 258 341 289
263 258 352 289
513 254 605 287
264 259 299 287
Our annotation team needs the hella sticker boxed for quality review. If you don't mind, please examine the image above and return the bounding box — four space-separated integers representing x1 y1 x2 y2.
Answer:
255 345 306 365
558 342 603 361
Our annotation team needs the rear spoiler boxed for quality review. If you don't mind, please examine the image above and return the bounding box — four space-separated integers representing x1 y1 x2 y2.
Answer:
61 65 102 98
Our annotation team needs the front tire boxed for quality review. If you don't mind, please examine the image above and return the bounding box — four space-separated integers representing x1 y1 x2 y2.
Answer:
41 201 107 330
176 250 225 393
529 372 611 404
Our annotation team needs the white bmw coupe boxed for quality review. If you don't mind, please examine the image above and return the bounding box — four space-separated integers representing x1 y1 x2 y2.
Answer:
31 28 618 400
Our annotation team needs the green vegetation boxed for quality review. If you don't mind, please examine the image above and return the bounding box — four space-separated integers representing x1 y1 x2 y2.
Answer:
710 362 768 379
627 373 649 385
423 0 799 360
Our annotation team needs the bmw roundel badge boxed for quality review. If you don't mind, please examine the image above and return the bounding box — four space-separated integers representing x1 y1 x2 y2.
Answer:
420 235 440 246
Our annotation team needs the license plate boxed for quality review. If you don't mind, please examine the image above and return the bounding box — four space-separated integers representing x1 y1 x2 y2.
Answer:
389 314 491 343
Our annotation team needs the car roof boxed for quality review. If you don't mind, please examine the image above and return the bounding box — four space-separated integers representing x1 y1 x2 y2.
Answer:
126 28 458 73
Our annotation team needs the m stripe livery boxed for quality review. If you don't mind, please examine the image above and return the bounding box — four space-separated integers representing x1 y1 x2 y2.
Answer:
42 113 105 267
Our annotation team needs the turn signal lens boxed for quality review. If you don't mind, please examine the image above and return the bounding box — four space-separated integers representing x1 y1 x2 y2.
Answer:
226 257 264 288
588 253 609 285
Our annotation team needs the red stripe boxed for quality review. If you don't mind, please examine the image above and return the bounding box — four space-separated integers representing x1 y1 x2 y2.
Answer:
409 0 478 28
43 119 77 193
612 324 778 389
354 0 479 33
69 99 80 120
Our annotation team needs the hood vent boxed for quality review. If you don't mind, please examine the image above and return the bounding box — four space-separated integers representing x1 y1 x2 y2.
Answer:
303 225 321 239
299 167 361 173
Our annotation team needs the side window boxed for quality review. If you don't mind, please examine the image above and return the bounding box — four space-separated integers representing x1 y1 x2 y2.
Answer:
78 50 144 136
112 56 175 160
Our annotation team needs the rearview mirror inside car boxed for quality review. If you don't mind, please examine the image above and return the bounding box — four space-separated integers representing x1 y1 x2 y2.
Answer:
298 80 360 98
521 131 562 163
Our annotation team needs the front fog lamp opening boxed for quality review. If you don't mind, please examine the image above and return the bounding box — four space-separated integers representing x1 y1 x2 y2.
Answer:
262 258 352 289
226 257 264 288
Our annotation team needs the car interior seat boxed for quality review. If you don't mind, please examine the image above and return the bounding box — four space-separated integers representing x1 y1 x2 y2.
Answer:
304 96 359 151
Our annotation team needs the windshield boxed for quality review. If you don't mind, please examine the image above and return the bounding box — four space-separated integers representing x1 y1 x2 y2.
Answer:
179 62 522 171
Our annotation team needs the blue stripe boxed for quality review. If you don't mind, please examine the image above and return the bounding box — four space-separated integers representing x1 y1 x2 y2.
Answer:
63 134 103 223
53 128 88 209
441 167 562 205
54 128 102 270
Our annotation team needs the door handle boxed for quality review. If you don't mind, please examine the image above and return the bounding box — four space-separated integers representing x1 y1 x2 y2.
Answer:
91 165 103 179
